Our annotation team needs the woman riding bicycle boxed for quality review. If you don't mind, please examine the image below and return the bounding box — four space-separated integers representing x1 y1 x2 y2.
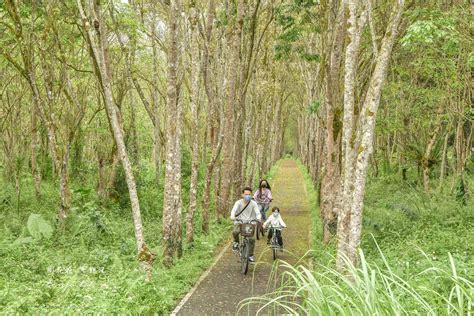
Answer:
253 179 273 221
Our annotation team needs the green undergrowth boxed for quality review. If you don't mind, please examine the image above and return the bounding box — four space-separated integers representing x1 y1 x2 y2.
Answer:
0 159 282 313
0 179 230 314
253 161 474 314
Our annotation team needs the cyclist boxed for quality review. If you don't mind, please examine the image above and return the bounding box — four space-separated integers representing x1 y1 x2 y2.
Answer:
263 207 286 248
253 179 273 221
230 187 261 263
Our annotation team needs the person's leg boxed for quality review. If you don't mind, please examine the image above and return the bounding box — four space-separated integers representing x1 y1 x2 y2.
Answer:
263 204 270 218
259 203 266 221
276 230 283 247
267 228 273 244
248 237 256 257
232 224 240 243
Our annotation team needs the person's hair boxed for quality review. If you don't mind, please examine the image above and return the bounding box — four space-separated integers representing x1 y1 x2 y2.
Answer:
258 179 271 198
242 187 252 193
271 207 280 213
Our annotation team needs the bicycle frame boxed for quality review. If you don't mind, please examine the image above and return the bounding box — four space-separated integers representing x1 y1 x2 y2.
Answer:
269 227 283 247
234 219 258 275
268 226 284 261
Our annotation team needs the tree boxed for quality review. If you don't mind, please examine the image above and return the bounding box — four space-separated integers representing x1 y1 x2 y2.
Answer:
77 0 154 272
162 0 183 267
337 0 406 269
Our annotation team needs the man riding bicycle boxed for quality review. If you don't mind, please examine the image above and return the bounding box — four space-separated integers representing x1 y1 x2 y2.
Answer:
230 187 262 263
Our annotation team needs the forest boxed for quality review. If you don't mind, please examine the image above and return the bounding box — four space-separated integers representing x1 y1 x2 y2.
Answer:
0 0 472 314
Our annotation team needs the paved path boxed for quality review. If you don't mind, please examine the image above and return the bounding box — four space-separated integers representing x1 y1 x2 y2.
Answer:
173 160 311 315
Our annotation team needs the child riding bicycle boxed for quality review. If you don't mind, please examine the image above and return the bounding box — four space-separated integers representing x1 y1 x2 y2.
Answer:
263 207 286 248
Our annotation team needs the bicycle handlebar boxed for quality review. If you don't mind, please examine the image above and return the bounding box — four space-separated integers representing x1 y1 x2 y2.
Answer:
268 225 286 229
235 219 259 224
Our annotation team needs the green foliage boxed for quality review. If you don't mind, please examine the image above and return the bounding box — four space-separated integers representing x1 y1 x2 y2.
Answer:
277 164 474 314
401 9 460 54
0 173 229 314
0 159 281 313
468 52 474 68
27 214 54 240
241 249 473 315
307 100 321 114
274 0 319 61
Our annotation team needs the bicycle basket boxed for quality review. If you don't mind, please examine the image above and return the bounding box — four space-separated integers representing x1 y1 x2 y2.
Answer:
240 223 255 237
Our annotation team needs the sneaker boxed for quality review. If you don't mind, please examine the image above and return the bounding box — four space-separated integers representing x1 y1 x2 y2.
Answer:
232 242 239 251
248 256 256 263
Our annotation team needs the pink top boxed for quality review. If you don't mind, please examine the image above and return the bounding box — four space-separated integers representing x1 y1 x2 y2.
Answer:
253 188 272 204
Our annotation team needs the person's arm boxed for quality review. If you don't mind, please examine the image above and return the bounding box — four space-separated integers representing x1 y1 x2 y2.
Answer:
279 217 287 228
267 189 273 202
253 201 262 221
263 217 271 228
253 191 259 201
230 201 239 220
252 201 262 221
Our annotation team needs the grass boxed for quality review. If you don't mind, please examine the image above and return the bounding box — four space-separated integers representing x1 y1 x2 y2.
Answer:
0 180 231 314
241 247 473 315
240 162 474 315
0 159 283 314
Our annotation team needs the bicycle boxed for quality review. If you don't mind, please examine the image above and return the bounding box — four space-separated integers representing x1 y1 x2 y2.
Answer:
255 214 265 241
268 225 285 261
233 219 258 275
255 200 273 240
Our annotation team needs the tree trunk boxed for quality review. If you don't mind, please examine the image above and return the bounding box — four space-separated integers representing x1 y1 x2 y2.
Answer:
219 0 245 217
438 130 450 192
151 8 162 186
320 0 346 245
30 97 42 198
422 123 442 193
201 0 221 235
338 0 367 267
186 7 202 244
77 0 154 272
161 0 183 267
337 0 405 269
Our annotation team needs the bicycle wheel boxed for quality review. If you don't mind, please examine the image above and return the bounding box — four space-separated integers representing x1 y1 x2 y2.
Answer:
256 223 261 240
241 240 249 275
272 237 278 261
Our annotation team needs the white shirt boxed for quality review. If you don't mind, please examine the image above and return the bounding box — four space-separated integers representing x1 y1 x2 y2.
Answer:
263 213 286 229
230 199 261 223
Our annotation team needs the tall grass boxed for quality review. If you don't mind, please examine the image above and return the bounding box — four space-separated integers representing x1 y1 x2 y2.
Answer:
240 246 473 315
248 161 474 315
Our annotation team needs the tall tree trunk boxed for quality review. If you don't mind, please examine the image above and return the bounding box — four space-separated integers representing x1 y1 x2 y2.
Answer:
186 7 202 243
219 0 245 216
77 0 153 272
438 130 450 192
320 0 346 245
151 8 162 186
30 97 42 198
162 0 183 266
337 0 405 269
200 0 223 235
58 145 71 226
338 0 367 266
422 122 442 193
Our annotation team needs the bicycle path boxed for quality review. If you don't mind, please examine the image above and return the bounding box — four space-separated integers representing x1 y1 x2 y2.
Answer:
173 159 312 315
